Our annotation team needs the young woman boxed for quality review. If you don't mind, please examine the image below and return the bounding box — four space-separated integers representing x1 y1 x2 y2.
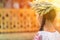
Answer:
32 1 60 40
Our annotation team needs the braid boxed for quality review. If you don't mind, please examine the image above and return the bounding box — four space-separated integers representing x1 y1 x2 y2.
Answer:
40 15 46 31
31 1 56 31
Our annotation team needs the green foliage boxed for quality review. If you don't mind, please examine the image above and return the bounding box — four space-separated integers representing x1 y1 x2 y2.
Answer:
0 0 5 8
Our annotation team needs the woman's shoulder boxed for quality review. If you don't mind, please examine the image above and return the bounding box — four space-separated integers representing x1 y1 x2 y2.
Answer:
37 31 50 34
37 31 52 36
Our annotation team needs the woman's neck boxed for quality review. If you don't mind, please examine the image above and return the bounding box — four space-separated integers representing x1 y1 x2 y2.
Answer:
44 20 56 32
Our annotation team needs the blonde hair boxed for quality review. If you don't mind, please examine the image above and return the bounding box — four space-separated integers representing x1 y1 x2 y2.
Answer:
31 1 56 30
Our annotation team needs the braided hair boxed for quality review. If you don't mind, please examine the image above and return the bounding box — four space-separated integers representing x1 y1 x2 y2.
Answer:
31 1 56 31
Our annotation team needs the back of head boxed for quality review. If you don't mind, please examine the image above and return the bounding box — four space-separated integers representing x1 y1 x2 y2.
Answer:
31 1 56 31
